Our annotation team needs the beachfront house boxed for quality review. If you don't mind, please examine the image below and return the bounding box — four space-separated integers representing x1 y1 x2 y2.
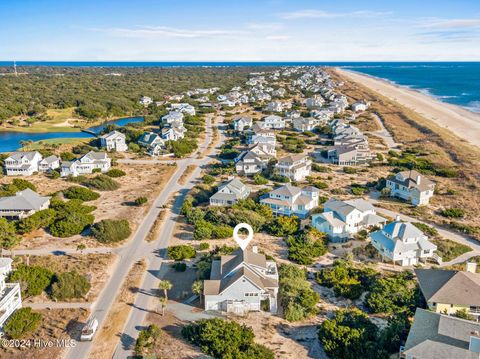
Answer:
204 248 279 314
38 155 60 172
263 115 285 129
61 151 111 177
260 184 319 219
4 151 42 176
0 258 22 330
99 130 128 152
233 116 253 131
351 100 370 112
0 188 51 220
274 154 312 181
209 177 251 206
138 132 165 156
415 263 480 319
386 170 435 206
312 198 386 243
370 218 437 266
401 308 480 359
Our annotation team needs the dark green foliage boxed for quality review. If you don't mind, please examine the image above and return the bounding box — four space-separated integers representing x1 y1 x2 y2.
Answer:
49 211 94 237
278 135 306 153
286 228 327 265
167 245 196 261
182 318 274 359
440 207 465 218
17 208 57 233
106 168 126 177
202 174 215 185
63 186 100 201
134 196 148 206
343 166 357 174
199 242 210 250
9 264 54 297
268 216 299 237
312 163 330 172
172 262 187 272
51 271 91 300
60 152 77 161
91 219 131 243
82 174 120 191
412 222 438 237
135 324 162 356
279 264 320 321
3 308 42 339
253 173 269 185
387 149 459 177
0 218 20 249
11 178 37 191
166 138 198 158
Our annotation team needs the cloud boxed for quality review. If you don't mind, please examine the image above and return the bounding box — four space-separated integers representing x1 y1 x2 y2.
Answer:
279 9 390 20
97 26 242 39
419 18 480 30
265 35 291 40
415 18 480 41
246 23 283 31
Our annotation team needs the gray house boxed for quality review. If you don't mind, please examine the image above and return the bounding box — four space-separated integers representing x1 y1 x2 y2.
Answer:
209 177 250 206
0 188 51 219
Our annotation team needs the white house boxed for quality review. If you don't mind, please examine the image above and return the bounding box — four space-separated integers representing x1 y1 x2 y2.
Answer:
138 132 165 156
306 96 325 109
263 115 285 129
204 248 279 314
247 123 276 145
38 155 60 172
161 111 184 124
233 116 253 131
99 130 128 152
0 188 51 220
139 96 153 107
0 258 22 330
260 184 319 219
275 154 311 181
265 101 284 113
292 117 319 132
209 177 251 206
370 218 437 266
312 199 386 243
61 151 111 177
169 103 196 116
351 100 370 112
4 151 42 176
386 170 435 206
161 125 185 141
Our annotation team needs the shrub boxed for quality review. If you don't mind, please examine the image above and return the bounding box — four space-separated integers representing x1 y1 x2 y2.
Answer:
202 174 215 185
431 238 472 262
199 242 210 250
63 186 100 201
48 170 60 179
268 216 299 237
4 308 42 339
135 325 162 356
343 166 357 174
60 152 76 161
91 219 131 243
253 173 269 185
51 271 91 300
182 318 274 359
106 168 126 178
82 175 120 191
286 228 327 265
440 207 465 218
0 218 20 249
351 186 366 195
134 196 148 206
172 262 187 272
17 208 56 233
92 168 102 173
9 264 54 297
312 163 330 172
167 245 196 261
12 178 36 191
49 212 94 238
412 222 438 237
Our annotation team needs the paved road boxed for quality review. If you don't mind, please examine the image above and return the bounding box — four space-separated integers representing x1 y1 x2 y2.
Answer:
64 114 222 359
368 113 401 149
112 116 226 359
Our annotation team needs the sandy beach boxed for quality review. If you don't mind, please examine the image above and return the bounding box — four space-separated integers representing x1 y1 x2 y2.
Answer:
336 68 480 147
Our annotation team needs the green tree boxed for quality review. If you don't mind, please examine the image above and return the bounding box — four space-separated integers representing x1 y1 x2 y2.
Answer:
158 280 172 300
0 218 20 249
192 280 203 304
135 324 162 356
91 219 131 243
4 308 42 339
9 264 54 297
167 245 196 261
51 271 91 300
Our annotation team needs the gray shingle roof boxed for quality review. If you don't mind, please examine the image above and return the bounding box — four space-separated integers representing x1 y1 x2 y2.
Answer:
0 188 50 211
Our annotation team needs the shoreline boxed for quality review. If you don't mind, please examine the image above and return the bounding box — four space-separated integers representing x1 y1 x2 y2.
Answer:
336 68 480 147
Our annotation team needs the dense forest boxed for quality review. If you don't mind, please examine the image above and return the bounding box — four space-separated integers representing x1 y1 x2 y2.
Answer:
0 66 263 121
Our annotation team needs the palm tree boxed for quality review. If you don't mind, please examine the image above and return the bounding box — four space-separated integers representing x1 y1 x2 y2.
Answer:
192 281 203 304
158 296 167 316
158 280 172 300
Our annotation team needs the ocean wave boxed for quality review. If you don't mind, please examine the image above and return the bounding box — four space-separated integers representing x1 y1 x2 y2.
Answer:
465 101 480 113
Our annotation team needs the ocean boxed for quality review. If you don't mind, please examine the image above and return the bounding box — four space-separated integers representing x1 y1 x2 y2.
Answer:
1 61 479 113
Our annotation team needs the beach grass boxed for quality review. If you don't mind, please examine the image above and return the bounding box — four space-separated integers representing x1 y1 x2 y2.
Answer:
24 137 90 150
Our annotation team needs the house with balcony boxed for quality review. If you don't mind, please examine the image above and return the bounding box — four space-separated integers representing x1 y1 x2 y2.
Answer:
161 122 186 141
370 218 437 266
169 103 196 116
38 155 60 172
233 116 253 131
209 177 251 206
275 154 311 181
0 258 22 331
161 111 184 125
351 100 370 112
260 184 319 219
401 308 480 359
312 198 386 243
99 130 128 152
415 263 480 319
60 151 111 177
138 131 165 156
204 248 279 314
263 115 285 129
4 151 42 176
0 188 51 220
386 170 435 206
292 117 320 132
247 123 276 145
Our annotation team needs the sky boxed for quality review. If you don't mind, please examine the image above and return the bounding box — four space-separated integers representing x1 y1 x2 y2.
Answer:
1 0 480 61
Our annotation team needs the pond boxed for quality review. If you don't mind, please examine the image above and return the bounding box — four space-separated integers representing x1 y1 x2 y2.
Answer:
0 117 144 153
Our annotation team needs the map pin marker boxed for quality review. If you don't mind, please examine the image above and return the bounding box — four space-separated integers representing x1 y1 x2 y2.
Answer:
233 223 253 251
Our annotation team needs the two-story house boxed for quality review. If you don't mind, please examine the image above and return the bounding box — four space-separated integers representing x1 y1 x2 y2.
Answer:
138 131 165 156
204 247 279 314
0 258 22 330
260 184 319 219
263 115 285 129
4 151 43 176
61 151 111 177
233 116 253 131
274 154 311 181
415 263 480 319
209 177 251 206
0 188 51 220
99 130 128 152
161 123 186 141
386 170 435 206
312 199 386 242
292 117 320 132
370 218 437 266
161 111 184 124
38 155 60 172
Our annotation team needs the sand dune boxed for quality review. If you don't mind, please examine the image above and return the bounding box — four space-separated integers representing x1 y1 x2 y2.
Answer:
336 68 480 147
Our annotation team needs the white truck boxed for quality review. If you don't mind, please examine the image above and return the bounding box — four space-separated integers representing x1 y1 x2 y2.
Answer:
80 317 98 341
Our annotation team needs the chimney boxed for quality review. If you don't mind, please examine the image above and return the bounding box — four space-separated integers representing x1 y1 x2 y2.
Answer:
416 174 421 185
252 246 258 254
466 262 477 273
395 215 401 222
